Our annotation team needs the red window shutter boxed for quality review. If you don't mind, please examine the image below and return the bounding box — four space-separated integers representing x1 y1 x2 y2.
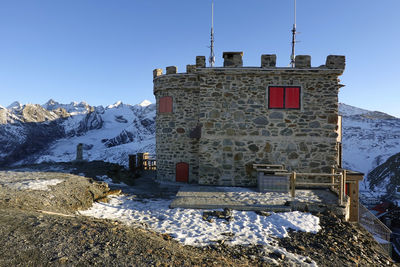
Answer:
159 98 165 112
269 87 284 108
285 87 300 109
165 97 172 112
159 96 173 113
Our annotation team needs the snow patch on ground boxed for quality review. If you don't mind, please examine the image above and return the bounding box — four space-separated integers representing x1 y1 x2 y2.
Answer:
5 179 64 191
79 195 321 247
96 175 129 187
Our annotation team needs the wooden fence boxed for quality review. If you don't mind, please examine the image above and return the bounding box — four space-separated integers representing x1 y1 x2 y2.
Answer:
253 164 346 205
289 170 346 205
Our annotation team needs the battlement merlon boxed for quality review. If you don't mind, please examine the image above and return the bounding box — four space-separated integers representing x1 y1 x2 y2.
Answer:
325 55 345 70
223 52 243 67
153 53 345 79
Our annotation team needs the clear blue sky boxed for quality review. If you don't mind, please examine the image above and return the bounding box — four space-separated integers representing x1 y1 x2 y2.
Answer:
0 0 399 117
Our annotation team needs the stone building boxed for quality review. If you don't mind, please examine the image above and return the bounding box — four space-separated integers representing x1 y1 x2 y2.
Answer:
153 52 345 186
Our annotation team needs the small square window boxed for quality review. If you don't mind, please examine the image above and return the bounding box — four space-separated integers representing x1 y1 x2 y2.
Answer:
159 96 173 113
268 86 300 109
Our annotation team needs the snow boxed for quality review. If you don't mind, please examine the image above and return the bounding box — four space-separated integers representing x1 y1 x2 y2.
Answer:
42 99 60 109
339 103 370 116
5 179 63 191
175 186 329 206
79 194 319 265
339 103 400 197
138 100 152 107
106 101 125 109
79 195 321 246
36 103 155 166
96 175 129 187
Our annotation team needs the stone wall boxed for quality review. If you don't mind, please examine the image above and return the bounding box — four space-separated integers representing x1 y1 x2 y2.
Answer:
153 53 345 186
153 68 200 183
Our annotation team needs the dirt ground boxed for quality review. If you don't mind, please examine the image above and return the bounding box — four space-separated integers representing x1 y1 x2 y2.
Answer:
0 161 397 266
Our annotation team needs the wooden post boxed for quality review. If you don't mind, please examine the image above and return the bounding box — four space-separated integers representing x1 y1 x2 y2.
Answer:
76 143 83 161
347 173 363 222
290 172 296 198
129 154 136 173
331 167 335 191
339 172 344 206
137 153 144 170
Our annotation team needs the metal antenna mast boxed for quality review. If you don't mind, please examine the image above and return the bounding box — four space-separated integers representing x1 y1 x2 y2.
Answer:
209 0 215 67
290 0 297 68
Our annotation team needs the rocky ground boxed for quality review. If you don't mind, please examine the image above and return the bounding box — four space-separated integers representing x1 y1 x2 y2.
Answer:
0 161 398 266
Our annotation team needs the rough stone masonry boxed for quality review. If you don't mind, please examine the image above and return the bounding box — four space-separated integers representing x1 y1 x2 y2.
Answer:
153 52 345 186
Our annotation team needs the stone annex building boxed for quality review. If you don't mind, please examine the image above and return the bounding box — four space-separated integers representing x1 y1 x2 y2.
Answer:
153 52 345 186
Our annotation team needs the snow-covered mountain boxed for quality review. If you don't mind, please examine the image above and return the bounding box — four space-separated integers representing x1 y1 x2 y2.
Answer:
366 152 400 199
0 100 155 167
340 103 400 174
340 103 400 197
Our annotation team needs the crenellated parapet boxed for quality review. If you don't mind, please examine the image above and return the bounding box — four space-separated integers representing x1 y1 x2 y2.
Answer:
153 52 345 81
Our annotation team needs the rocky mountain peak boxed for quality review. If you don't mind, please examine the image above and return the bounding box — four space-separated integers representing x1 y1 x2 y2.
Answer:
7 101 23 110
21 104 60 123
42 99 61 110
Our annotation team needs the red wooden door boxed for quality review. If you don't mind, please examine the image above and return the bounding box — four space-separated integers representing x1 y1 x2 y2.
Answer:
176 162 189 182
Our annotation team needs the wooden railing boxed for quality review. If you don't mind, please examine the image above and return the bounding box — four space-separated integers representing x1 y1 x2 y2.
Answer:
289 170 346 205
253 164 347 205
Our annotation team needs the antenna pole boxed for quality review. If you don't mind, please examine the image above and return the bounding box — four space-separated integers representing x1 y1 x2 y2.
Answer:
290 0 297 68
209 0 215 67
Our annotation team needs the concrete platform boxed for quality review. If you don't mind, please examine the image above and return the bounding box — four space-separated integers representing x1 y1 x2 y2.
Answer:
170 185 343 213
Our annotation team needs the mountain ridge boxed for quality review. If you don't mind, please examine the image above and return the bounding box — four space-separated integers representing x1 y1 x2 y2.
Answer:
0 99 155 167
